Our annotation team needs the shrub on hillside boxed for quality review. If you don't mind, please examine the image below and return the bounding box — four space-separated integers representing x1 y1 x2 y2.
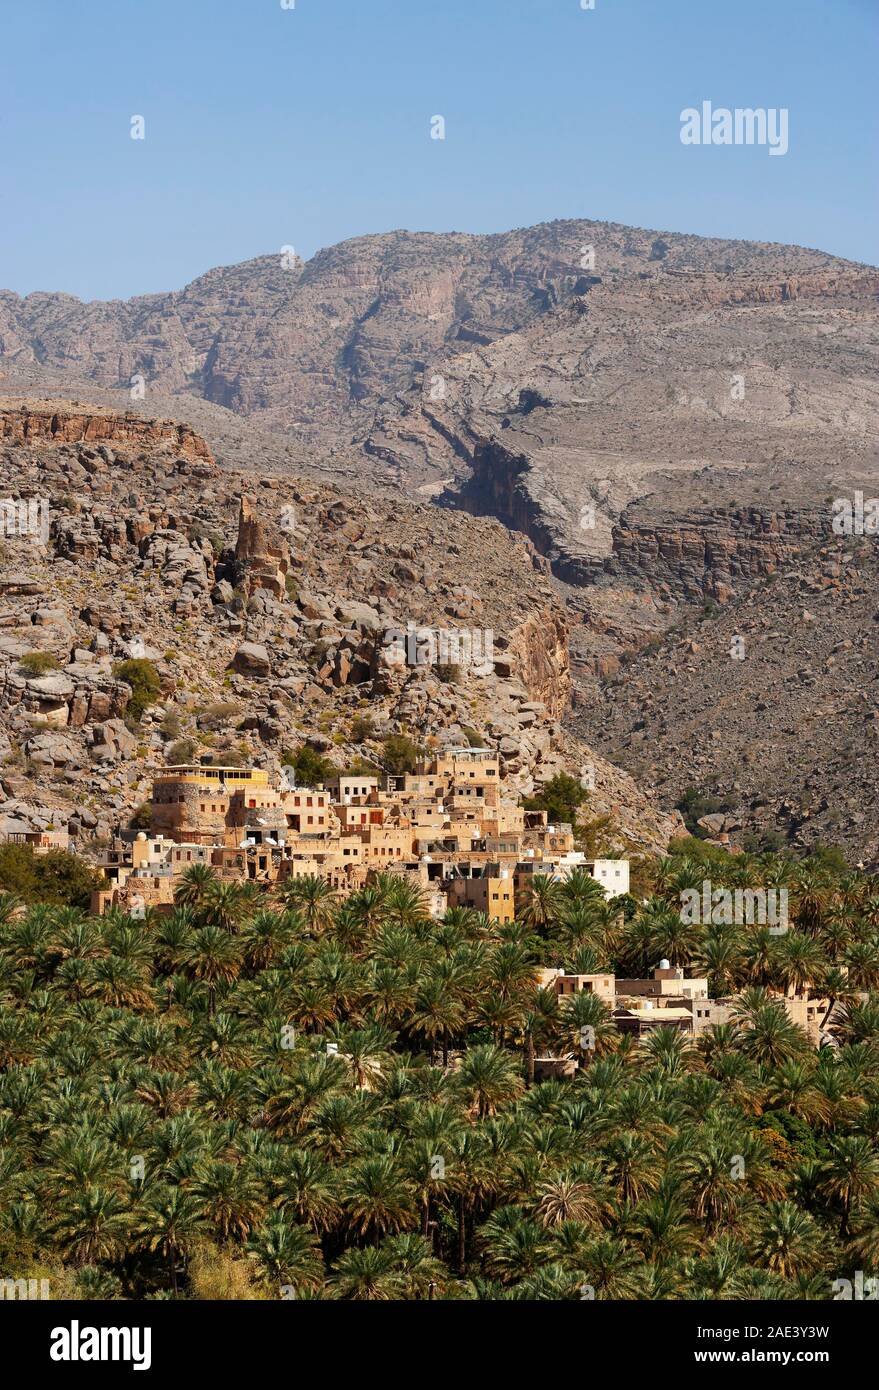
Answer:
675 786 734 836
113 659 161 725
523 773 587 826
197 702 241 732
20 651 59 677
350 715 376 744
282 745 334 787
167 738 200 765
382 734 422 775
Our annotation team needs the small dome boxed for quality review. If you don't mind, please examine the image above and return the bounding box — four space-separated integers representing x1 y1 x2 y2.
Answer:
136 832 148 842
659 957 670 970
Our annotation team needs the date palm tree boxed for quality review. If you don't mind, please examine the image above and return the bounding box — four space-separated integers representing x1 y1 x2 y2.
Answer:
534 1167 610 1230
678 1134 747 1234
246 1212 324 1295
733 993 807 1066
558 990 617 1067
576 1234 644 1299
604 1131 663 1209
843 940 879 993
202 880 252 933
520 875 565 934
52 1185 130 1267
522 986 560 1086
179 925 242 1017
174 863 217 909
751 1200 821 1279
848 1195 879 1270
820 1135 879 1236
279 875 337 934
381 876 429 930
134 1185 204 1294
191 1160 266 1244
480 1208 554 1283
772 931 827 999
763 1058 833 1125
630 1187 700 1266
342 1155 416 1240
455 1043 523 1119
408 976 466 1066
274 1148 341 1233
330 1242 405 1300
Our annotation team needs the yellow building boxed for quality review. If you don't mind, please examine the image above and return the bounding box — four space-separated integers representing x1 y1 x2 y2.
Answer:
447 866 516 923
151 765 272 844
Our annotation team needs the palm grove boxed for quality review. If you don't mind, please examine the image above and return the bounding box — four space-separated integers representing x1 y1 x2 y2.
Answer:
1 838 879 1300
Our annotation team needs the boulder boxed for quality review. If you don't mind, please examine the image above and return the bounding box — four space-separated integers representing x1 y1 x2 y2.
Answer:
24 732 78 767
229 641 271 677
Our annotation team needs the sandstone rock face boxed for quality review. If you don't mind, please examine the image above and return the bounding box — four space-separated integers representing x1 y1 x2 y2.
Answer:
233 495 289 599
90 718 136 763
0 400 215 463
505 608 570 719
605 502 830 605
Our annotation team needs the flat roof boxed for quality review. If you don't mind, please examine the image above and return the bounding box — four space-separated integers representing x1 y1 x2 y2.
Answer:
160 765 257 773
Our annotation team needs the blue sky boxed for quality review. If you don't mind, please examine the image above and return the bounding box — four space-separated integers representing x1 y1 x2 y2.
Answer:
2 0 876 300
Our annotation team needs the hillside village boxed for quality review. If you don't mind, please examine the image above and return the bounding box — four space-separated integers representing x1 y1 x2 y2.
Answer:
93 746 628 917
0 401 679 860
70 747 829 1056
0 403 851 1063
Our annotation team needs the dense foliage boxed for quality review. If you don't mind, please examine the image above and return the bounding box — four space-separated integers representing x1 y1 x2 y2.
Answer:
0 844 104 911
281 746 335 788
523 772 588 826
1 846 878 1300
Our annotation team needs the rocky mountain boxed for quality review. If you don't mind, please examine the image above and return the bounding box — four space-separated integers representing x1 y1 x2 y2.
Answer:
2 217 876 858
3 219 872 466
575 525 879 863
0 400 680 855
4 222 875 590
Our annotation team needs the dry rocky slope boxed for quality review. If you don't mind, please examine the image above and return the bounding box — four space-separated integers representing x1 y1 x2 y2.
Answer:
576 531 879 864
3 217 876 857
0 402 679 856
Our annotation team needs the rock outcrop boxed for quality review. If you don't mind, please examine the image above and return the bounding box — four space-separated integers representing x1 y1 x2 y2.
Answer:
233 495 290 599
0 399 215 463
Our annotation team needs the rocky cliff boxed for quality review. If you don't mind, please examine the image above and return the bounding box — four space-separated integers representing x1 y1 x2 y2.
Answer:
605 501 830 605
2 221 870 454
575 531 879 863
0 401 681 855
0 399 215 463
